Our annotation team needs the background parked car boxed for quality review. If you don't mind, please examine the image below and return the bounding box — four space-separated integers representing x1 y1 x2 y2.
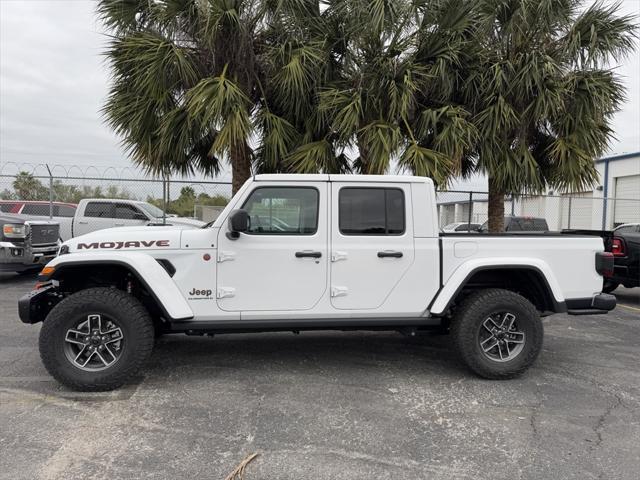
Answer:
603 225 640 293
0 214 59 273
1 200 76 240
442 222 482 232
478 216 549 232
1 199 204 241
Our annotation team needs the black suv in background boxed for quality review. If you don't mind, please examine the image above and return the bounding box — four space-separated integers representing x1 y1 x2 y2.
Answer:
603 223 640 293
0 214 60 273
478 216 549 232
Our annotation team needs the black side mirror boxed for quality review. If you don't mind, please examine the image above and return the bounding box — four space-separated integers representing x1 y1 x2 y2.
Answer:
227 209 249 239
134 212 148 221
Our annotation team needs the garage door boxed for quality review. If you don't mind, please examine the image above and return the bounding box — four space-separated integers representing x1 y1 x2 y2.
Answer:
561 191 593 229
614 175 640 226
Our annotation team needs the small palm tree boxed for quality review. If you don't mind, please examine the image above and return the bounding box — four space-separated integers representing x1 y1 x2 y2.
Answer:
461 0 637 231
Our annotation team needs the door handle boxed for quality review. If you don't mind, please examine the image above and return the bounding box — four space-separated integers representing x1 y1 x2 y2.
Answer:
295 251 322 258
115 223 124 226
78 221 88 225
377 251 403 258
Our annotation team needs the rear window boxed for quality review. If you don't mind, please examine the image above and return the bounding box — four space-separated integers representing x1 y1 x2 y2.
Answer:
0 202 18 213
339 188 405 235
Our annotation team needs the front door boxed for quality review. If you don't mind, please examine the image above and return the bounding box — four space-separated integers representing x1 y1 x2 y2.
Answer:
330 182 415 310
216 183 328 312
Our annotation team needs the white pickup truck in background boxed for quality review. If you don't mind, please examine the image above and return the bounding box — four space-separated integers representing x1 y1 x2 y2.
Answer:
19 174 616 391
2 198 204 240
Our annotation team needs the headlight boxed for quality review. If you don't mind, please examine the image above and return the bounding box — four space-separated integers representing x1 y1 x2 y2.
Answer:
2 224 26 238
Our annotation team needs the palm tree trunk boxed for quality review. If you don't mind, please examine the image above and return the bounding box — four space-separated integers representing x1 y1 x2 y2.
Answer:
488 176 505 232
231 141 252 195
357 132 371 174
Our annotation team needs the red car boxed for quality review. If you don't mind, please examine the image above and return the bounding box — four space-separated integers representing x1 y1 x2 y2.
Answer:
0 200 77 218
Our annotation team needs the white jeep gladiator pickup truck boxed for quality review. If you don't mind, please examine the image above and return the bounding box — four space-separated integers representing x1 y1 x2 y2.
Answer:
19 174 616 391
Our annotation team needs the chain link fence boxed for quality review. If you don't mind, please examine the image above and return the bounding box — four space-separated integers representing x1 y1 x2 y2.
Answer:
1 163 638 230
0 163 232 222
436 190 640 230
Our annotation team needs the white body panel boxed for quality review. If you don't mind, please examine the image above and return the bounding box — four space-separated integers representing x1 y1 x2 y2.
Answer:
51 175 606 323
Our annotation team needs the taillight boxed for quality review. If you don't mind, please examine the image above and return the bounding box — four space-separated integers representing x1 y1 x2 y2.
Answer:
595 251 614 277
611 237 626 256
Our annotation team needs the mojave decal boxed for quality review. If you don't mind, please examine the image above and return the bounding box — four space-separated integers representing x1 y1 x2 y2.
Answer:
77 240 170 250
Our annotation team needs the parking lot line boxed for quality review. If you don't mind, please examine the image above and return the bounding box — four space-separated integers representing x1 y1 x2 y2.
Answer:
618 304 640 313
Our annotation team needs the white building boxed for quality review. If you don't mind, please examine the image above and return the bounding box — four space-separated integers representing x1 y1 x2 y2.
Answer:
437 151 640 230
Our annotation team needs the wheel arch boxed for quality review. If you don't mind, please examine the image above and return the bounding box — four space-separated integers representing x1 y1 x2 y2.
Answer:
430 262 566 316
40 254 193 322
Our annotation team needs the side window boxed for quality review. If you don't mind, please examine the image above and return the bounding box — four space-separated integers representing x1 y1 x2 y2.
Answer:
84 202 114 218
115 203 144 220
339 187 405 235
22 204 50 216
242 187 318 235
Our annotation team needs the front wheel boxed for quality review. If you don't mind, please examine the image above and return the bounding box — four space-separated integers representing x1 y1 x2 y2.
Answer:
450 289 543 379
39 287 154 391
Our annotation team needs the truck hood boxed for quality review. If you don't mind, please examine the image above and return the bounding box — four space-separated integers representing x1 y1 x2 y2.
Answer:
148 217 205 228
63 225 184 253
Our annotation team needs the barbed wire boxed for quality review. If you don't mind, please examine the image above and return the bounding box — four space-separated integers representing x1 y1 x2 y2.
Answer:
0 161 231 183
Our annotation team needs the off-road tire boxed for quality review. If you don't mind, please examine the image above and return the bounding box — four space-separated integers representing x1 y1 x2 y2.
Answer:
450 288 543 379
39 287 154 391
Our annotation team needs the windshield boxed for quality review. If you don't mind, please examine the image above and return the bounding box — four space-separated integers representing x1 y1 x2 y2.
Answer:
137 202 165 218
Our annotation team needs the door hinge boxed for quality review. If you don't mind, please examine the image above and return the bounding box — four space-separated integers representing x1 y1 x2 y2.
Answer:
216 287 236 299
331 286 348 297
217 251 236 263
331 251 348 262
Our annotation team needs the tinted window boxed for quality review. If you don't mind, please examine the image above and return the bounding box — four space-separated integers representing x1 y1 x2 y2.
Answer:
115 203 144 220
242 187 318 235
84 202 113 218
57 205 76 217
0 202 18 213
22 204 50 216
455 223 480 231
339 188 405 235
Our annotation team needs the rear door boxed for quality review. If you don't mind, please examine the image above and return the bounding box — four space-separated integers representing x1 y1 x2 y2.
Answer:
330 182 415 310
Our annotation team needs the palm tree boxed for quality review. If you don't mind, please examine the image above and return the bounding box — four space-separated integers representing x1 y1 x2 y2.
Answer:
99 0 478 190
313 0 477 185
461 0 637 231
95 1 279 193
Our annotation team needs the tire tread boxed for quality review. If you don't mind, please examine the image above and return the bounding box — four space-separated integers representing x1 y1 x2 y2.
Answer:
39 287 154 391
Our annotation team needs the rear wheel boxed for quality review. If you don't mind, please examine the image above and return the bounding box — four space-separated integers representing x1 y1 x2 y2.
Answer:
451 289 543 379
39 287 154 391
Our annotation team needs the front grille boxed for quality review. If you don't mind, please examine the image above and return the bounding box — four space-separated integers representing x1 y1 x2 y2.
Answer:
28 224 59 245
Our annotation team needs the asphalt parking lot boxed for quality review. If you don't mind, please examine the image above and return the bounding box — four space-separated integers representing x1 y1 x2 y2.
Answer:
1 273 639 480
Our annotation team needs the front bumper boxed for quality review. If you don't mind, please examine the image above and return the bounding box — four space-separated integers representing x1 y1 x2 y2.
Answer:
18 285 58 324
0 241 58 272
566 293 617 315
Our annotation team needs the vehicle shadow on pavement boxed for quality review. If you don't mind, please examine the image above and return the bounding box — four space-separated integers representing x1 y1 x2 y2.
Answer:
148 330 467 383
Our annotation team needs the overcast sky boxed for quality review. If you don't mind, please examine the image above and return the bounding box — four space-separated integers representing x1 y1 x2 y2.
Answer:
1 0 639 186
